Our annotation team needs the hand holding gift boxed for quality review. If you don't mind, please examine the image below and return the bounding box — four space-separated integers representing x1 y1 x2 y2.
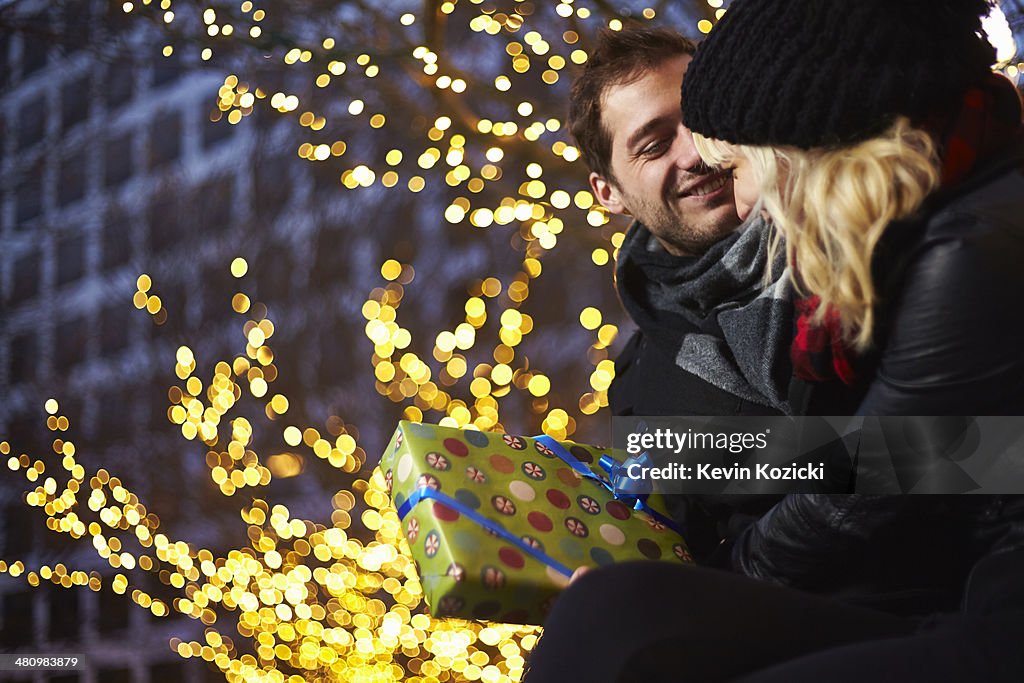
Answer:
568 566 591 585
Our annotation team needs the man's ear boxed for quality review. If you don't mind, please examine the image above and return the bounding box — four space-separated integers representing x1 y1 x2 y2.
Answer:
590 172 629 216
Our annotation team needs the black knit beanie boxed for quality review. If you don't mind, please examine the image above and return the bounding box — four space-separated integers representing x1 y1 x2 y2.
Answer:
680 0 998 149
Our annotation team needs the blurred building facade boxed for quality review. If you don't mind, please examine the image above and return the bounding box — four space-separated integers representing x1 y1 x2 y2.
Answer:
0 1 629 679
1 1 271 679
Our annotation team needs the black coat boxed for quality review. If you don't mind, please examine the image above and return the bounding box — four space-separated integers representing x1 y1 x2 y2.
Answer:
726 133 1024 615
609 329 781 416
610 329 787 561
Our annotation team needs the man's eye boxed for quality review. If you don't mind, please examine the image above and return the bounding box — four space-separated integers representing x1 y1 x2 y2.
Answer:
640 140 669 157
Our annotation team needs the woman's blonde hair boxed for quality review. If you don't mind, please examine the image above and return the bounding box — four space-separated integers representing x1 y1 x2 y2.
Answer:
694 118 942 351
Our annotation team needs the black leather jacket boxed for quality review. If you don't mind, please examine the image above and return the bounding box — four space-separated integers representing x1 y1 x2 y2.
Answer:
727 135 1024 615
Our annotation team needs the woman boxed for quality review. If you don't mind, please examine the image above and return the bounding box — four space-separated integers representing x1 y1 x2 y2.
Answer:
524 2 1024 681
682 0 1024 416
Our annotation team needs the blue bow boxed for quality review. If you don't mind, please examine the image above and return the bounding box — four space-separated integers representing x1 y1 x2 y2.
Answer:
533 435 684 536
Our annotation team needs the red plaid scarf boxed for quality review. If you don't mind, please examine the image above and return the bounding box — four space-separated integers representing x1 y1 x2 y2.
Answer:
791 73 1024 385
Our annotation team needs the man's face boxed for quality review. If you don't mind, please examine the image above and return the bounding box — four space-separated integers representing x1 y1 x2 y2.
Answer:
590 55 741 256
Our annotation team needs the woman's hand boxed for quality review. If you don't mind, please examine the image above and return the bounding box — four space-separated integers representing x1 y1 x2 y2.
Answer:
569 566 591 585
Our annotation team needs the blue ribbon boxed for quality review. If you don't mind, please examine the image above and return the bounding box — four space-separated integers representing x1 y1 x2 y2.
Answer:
395 433 685 579
396 486 575 577
533 435 685 537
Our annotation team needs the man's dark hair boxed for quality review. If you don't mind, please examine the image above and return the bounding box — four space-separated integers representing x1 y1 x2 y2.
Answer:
568 27 696 184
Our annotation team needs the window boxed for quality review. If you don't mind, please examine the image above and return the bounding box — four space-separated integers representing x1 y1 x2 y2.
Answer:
104 132 133 188
47 584 80 642
9 333 37 384
148 111 181 169
54 316 88 374
60 75 91 133
56 234 87 288
16 95 45 151
10 249 41 305
0 591 35 647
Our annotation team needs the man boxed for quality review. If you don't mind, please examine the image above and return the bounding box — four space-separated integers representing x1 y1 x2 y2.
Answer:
567 27 794 418
567 26 795 561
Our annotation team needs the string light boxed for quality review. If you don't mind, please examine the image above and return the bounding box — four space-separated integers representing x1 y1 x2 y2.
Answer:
3 264 541 682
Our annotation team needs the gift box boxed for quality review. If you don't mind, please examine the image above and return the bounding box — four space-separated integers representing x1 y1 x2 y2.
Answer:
379 421 692 625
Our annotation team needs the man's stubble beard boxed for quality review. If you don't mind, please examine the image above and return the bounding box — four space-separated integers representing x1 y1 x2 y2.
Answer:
627 193 725 257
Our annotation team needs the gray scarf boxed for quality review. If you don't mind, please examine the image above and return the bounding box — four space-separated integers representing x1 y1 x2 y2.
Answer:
616 216 794 413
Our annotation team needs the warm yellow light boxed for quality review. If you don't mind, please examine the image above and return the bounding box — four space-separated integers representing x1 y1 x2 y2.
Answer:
230 258 248 278
528 375 550 397
380 260 402 281
579 307 602 330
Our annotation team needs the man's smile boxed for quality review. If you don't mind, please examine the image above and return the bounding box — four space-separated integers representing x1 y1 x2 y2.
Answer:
676 169 731 202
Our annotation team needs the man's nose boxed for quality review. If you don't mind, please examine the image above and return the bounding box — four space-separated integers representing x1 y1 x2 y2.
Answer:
673 124 705 174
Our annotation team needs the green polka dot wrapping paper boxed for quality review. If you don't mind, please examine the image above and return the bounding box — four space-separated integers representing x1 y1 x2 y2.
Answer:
378 421 693 625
